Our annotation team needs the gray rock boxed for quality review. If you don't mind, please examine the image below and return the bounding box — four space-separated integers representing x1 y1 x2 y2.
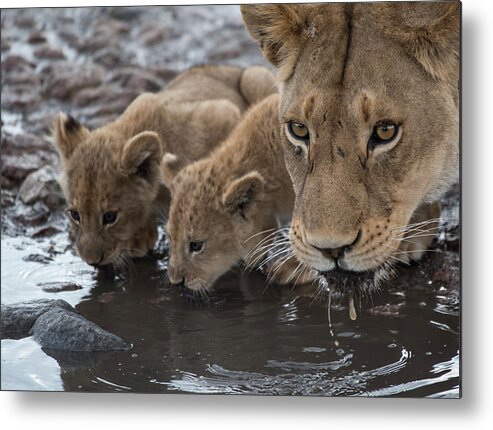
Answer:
31 308 129 352
38 282 82 293
18 165 65 209
41 62 105 100
1 299 73 339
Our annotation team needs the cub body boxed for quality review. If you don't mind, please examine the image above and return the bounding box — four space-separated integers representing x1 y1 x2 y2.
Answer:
54 65 277 267
163 94 314 292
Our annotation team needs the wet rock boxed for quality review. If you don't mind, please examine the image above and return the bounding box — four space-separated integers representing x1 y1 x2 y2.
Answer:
83 113 120 130
18 165 65 209
139 25 168 46
73 86 138 109
1 189 16 207
15 201 50 226
110 68 165 92
1 88 42 111
27 31 47 44
148 66 178 83
41 62 105 100
2 132 52 153
77 35 114 54
1 55 34 73
31 307 130 352
97 19 131 35
23 253 54 264
3 69 40 86
31 225 64 238
92 46 134 68
1 299 73 339
34 46 65 60
1 153 48 184
38 282 83 293
14 15 36 28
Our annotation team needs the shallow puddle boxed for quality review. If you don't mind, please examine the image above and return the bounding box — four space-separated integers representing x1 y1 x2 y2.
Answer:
1 231 460 397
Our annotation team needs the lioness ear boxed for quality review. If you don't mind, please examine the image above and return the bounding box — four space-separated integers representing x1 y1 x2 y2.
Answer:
377 2 460 83
53 112 89 160
121 131 162 181
411 2 460 83
222 171 265 218
160 153 185 188
241 4 307 77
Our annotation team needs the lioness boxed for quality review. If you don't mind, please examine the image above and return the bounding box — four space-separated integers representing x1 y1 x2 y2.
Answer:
162 94 315 292
54 65 277 267
241 3 459 281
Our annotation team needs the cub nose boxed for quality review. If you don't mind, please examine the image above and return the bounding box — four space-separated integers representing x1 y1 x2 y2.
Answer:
168 265 185 285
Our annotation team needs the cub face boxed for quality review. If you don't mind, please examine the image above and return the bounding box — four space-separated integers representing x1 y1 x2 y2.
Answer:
242 3 459 274
54 113 163 267
162 155 265 292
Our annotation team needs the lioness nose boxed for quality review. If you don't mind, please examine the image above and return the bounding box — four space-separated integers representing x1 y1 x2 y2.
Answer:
312 245 346 261
307 231 360 261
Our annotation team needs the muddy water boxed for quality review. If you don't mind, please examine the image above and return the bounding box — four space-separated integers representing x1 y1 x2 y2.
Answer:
1 225 460 396
1 6 460 396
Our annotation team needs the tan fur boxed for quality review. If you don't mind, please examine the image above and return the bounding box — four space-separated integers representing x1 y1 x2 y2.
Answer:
242 3 459 274
163 94 316 292
54 65 277 267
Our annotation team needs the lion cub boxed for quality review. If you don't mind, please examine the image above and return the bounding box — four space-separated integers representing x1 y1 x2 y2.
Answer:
162 94 316 292
54 65 276 267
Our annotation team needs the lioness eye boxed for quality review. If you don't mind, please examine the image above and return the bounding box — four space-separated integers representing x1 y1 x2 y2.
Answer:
189 241 203 253
68 209 80 223
372 121 399 144
288 121 310 142
103 211 118 225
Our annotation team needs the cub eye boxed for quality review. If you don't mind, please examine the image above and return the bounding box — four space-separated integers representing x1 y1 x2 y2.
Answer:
287 121 310 142
67 209 80 223
189 241 204 253
103 211 118 225
370 121 399 146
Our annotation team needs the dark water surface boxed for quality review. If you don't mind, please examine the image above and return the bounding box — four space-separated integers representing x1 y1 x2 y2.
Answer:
1 230 460 397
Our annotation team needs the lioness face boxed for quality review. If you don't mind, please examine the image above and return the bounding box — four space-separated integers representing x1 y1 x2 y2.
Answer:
163 158 266 292
242 3 459 274
54 113 163 267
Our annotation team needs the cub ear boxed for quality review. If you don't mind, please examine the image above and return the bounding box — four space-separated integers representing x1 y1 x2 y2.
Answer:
160 153 185 188
222 171 265 218
241 4 308 77
121 131 162 181
53 112 89 160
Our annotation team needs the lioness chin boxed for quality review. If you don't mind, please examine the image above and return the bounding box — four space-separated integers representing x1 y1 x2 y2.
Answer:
241 3 459 282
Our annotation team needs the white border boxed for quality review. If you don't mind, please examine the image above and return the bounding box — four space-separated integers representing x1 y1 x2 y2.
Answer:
2 0 493 429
